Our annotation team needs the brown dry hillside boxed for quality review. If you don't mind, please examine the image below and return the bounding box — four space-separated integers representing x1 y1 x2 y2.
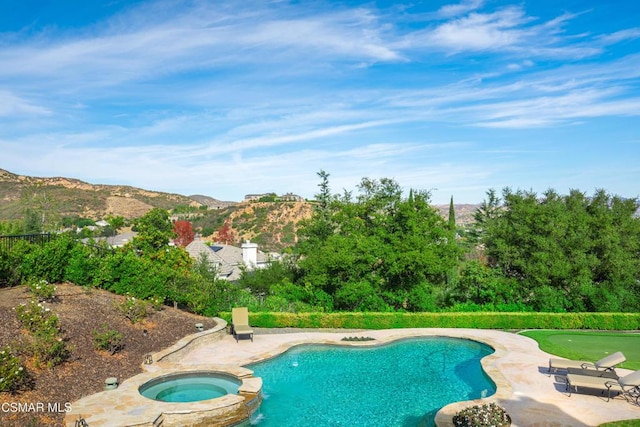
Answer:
220 201 314 249
0 283 217 427
0 168 205 221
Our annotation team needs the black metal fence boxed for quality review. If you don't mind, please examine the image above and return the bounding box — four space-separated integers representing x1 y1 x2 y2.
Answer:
0 233 52 252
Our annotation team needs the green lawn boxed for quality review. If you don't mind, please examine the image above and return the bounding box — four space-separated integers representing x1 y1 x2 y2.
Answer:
599 421 640 427
518 330 640 371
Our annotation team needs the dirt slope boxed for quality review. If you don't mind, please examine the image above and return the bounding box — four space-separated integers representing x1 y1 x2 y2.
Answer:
0 283 217 427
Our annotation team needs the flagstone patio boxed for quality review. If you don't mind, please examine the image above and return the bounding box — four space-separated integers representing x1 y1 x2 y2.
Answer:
66 322 640 427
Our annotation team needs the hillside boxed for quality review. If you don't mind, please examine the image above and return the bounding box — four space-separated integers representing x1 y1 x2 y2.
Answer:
189 201 314 252
188 194 237 210
0 168 209 220
0 283 216 427
0 168 479 252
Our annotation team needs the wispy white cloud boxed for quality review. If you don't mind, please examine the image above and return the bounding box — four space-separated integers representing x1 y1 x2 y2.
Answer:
400 5 616 60
0 2 403 93
597 28 640 45
0 0 639 204
0 91 51 117
426 6 531 51
436 0 484 19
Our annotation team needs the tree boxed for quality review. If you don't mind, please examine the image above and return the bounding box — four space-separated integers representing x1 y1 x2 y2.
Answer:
173 220 195 247
480 188 640 312
216 220 235 244
20 184 60 231
132 208 175 253
298 170 336 246
448 195 456 231
106 215 125 236
295 175 461 311
22 208 42 234
468 188 500 242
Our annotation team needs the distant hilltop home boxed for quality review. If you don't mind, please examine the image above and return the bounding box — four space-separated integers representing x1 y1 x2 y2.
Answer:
279 192 304 202
185 239 270 281
244 192 304 202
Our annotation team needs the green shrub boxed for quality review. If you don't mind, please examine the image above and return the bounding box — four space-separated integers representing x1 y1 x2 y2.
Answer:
15 300 59 334
220 311 640 330
92 324 124 355
64 242 105 286
29 329 70 368
26 279 57 302
115 295 149 324
0 240 36 288
21 235 76 283
14 300 69 368
148 295 165 311
0 346 30 393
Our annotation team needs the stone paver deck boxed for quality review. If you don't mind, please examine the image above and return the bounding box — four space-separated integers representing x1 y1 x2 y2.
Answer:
182 328 640 426
68 326 640 427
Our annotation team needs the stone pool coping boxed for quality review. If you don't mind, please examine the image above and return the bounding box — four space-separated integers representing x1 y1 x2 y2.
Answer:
67 327 640 427
64 365 262 427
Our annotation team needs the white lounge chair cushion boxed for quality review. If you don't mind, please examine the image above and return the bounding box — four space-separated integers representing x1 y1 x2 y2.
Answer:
550 351 625 371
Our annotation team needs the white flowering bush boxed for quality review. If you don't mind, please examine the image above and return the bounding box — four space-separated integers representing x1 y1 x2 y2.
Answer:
15 300 59 334
27 279 57 302
115 295 149 323
14 300 69 368
148 295 165 311
0 346 30 393
453 402 511 427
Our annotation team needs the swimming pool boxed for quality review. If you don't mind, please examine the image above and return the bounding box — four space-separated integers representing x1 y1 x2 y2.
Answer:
246 337 495 426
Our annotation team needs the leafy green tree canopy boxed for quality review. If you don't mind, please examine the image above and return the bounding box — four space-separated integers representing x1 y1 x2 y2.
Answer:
480 188 640 312
132 208 175 253
294 173 461 311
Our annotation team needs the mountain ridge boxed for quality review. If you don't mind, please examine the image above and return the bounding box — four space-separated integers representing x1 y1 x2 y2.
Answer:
0 168 212 220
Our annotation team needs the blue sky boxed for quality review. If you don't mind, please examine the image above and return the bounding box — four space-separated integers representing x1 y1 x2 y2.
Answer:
1 0 639 204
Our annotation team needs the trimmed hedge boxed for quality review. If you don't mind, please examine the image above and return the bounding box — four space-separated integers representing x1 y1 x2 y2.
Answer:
218 311 640 330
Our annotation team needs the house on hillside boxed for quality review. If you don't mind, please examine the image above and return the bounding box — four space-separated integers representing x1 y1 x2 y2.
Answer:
185 239 269 281
244 193 271 202
279 192 304 202
244 192 304 202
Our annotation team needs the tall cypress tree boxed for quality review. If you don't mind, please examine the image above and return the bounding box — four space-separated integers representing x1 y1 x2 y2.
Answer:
448 195 456 231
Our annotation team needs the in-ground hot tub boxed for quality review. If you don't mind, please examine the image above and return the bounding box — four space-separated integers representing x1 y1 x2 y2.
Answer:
139 371 242 403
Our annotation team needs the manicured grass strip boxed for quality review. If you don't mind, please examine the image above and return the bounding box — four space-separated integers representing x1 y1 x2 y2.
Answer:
519 330 640 370
599 420 640 427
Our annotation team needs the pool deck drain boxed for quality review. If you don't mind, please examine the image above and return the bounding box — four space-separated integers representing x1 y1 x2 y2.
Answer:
67 327 640 427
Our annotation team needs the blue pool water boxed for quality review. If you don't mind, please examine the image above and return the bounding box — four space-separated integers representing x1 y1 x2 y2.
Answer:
246 337 495 426
138 372 241 403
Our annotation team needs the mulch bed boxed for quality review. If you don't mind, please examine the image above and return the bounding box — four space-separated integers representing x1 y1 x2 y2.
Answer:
0 283 217 427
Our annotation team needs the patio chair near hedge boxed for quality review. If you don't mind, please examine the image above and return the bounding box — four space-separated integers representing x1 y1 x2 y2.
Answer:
548 351 626 376
231 307 254 343
566 369 640 404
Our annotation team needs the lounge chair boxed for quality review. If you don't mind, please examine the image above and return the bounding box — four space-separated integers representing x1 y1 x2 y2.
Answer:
566 369 640 403
549 351 625 376
231 307 254 342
